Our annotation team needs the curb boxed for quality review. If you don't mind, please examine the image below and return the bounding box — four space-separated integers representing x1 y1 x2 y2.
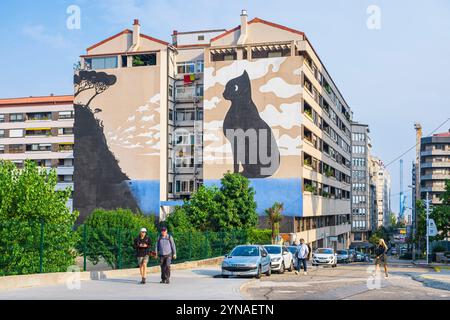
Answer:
412 274 450 291
0 257 224 291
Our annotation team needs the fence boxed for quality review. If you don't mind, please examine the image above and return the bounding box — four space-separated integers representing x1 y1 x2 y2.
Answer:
0 221 268 276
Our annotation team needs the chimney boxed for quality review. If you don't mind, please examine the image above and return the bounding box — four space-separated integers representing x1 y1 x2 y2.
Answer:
172 30 178 46
237 10 248 45
133 19 141 49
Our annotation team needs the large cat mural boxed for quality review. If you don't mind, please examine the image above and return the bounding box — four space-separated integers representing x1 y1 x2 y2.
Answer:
223 70 280 178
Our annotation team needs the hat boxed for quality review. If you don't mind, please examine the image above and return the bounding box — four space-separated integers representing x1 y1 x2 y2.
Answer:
161 227 167 231
140 228 147 233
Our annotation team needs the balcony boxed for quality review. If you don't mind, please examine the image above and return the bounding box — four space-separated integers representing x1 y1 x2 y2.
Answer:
421 149 450 156
421 161 450 169
421 174 450 181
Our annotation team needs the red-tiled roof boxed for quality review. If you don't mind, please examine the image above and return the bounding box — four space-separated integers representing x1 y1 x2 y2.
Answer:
210 17 305 43
0 95 73 107
86 29 169 52
433 132 450 137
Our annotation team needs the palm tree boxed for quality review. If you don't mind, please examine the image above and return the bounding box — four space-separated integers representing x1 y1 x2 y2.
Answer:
265 202 284 244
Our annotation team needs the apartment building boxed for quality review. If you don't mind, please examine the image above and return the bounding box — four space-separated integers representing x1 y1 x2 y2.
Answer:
369 156 391 229
420 131 450 205
0 95 75 210
74 12 352 249
350 122 372 244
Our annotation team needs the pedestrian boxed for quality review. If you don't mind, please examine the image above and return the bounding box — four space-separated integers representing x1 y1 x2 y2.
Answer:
134 227 152 284
156 226 177 284
374 238 389 279
295 238 309 276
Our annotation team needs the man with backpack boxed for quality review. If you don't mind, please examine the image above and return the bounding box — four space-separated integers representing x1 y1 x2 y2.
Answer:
155 227 177 284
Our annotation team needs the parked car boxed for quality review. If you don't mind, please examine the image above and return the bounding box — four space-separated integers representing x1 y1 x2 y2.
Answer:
288 246 299 269
221 245 272 279
336 249 351 263
348 249 357 262
390 248 398 255
355 251 366 262
312 248 337 267
264 245 294 273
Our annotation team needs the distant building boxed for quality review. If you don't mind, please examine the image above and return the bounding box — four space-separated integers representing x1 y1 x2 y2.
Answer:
420 130 450 205
369 156 391 229
0 95 74 210
350 122 372 245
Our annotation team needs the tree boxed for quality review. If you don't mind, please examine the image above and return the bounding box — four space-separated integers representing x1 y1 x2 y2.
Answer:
369 226 389 247
0 160 78 275
265 202 284 244
430 179 450 240
74 70 117 106
76 208 156 269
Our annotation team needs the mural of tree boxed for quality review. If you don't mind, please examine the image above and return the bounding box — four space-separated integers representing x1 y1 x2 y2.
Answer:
74 70 117 107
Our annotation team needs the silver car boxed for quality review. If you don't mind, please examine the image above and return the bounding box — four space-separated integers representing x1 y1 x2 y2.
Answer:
221 245 272 278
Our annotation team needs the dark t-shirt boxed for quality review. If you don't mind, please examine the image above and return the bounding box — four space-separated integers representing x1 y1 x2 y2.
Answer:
375 245 387 257
134 236 151 257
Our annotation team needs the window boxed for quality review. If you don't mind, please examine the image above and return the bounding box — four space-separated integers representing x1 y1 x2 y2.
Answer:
58 175 73 183
26 144 52 152
268 51 283 58
59 143 74 152
0 129 5 138
198 35 205 41
0 114 4 123
197 60 204 73
59 111 74 119
10 113 24 122
26 129 51 136
9 129 23 138
58 128 74 135
132 54 157 67
0 145 4 154
168 85 174 100
27 112 52 121
121 55 128 67
177 61 195 74
86 56 118 70
9 144 23 153
175 108 195 121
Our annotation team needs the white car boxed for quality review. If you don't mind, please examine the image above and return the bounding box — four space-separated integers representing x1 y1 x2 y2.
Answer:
264 245 294 273
312 248 337 267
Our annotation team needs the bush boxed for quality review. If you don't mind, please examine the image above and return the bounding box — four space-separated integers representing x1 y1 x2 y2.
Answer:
76 208 157 269
246 228 272 245
0 160 78 276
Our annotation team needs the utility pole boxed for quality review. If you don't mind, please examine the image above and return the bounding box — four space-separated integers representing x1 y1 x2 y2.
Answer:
426 192 430 264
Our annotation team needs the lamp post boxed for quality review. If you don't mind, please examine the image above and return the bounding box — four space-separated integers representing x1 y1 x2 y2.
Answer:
407 185 416 261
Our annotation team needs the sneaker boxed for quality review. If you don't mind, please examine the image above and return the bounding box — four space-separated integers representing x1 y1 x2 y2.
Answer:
165 279 170 284
384 274 389 279
295 271 299 275
140 278 146 284
160 280 166 284
304 272 307 275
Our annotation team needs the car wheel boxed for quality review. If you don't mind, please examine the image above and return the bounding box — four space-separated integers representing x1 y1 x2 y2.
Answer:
279 262 285 274
265 265 271 276
255 265 262 279
288 260 294 272
222 275 229 278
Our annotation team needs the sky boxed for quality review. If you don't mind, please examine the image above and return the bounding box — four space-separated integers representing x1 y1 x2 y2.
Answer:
0 0 449 217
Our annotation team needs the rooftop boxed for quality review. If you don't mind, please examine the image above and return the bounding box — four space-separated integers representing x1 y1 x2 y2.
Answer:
0 95 73 107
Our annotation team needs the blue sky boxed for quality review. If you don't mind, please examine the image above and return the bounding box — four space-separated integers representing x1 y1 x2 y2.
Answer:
0 0 449 216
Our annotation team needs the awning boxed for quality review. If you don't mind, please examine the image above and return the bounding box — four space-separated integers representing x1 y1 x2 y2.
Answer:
350 242 374 249
26 128 51 131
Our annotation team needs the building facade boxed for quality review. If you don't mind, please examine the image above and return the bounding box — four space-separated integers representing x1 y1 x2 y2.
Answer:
74 12 352 248
0 95 75 210
350 122 372 244
369 156 391 229
420 131 450 205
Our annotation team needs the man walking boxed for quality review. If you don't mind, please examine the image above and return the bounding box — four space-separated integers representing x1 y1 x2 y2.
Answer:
156 227 177 284
295 238 309 275
134 227 151 284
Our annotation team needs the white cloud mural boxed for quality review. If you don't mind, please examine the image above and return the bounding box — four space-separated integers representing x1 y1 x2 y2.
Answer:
259 77 302 98
204 57 287 91
260 102 302 130
277 134 302 156
204 96 222 110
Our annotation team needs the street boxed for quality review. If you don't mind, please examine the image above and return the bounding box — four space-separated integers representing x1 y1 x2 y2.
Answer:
0 259 449 300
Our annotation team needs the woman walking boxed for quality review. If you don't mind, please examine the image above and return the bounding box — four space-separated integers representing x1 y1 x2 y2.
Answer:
374 238 389 279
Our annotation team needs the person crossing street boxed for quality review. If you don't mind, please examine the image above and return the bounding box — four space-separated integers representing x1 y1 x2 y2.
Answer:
156 227 177 284
295 238 309 276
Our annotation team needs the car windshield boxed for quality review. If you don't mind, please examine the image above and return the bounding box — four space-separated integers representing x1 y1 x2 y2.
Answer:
316 248 333 254
288 247 297 254
264 246 281 254
336 250 347 254
230 246 259 257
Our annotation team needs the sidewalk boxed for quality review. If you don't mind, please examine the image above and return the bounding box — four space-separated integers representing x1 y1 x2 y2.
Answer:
412 269 450 291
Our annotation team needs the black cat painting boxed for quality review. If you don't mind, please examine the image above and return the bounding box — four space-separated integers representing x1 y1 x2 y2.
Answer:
223 70 280 178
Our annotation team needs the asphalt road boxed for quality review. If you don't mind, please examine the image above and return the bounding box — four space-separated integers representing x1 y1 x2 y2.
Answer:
0 259 449 300
242 259 450 300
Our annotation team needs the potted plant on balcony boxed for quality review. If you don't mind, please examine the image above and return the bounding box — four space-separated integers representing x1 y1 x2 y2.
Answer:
304 184 316 193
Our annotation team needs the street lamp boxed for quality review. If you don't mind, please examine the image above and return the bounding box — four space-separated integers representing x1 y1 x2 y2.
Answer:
407 185 416 261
